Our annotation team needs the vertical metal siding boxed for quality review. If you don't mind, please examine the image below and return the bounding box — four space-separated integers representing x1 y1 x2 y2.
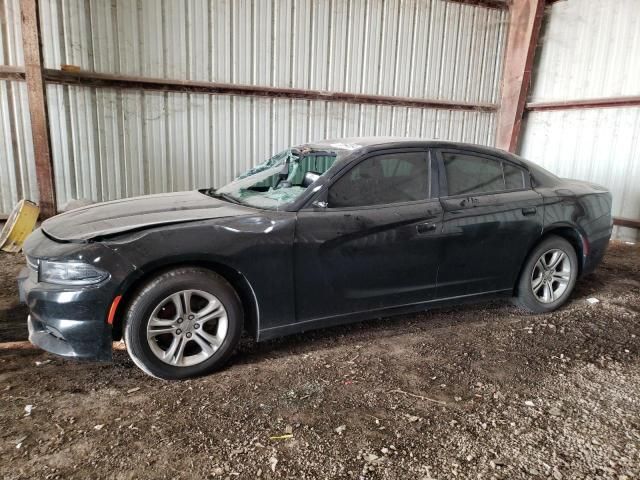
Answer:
530 0 640 102
520 108 640 241
46 83 497 208
0 80 38 213
521 0 640 241
0 0 23 65
1 0 38 214
39 0 507 104
36 0 506 210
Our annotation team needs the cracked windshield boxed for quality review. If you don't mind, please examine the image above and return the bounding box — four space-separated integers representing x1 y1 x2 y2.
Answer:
213 146 343 209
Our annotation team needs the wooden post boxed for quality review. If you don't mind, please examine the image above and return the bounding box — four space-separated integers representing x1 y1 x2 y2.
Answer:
20 0 56 218
496 0 545 153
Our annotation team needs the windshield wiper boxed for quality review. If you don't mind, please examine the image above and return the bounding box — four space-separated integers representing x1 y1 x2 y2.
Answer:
205 189 243 205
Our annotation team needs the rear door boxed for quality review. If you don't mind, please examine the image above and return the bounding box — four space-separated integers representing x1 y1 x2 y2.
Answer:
435 148 544 298
294 149 444 321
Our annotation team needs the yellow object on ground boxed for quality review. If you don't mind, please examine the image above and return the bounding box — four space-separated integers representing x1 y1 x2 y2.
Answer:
0 200 40 253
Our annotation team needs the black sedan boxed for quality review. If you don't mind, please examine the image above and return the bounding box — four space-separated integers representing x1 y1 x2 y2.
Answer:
19 138 612 379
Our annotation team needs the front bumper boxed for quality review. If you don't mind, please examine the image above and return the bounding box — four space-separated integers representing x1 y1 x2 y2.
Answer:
19 267 114 362
19 227 138 362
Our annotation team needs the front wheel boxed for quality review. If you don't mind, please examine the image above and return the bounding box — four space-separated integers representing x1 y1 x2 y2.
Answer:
514 235 579 313
123 267 243 380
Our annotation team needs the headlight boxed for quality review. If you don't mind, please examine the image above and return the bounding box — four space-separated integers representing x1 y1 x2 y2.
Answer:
39 260 110 285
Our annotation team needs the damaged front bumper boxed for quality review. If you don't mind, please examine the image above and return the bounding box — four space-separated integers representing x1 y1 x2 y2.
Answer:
18 227 136 362
19 270 114 361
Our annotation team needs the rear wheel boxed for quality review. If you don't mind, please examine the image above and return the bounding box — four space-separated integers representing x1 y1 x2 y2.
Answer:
123 267 242 379
514 235 578 313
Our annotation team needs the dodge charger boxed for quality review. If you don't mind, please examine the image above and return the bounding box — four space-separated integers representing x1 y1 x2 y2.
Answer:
19 138 613 379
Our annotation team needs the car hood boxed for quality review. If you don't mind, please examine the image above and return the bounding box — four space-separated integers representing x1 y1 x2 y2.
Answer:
41 191 256 242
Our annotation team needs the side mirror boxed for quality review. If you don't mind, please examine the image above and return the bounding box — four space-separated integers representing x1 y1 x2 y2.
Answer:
312 200 328 209
303 171 321 187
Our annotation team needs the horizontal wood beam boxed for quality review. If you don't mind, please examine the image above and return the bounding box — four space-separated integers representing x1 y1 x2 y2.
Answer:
3 65 501 112
0 65 26 81
444 0 508 9
41 68 498 112
2 66 501 112
613 217 640 230
526 96 640 112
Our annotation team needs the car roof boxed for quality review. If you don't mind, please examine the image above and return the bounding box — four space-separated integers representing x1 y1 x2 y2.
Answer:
302 136 526 165
298 136 560 186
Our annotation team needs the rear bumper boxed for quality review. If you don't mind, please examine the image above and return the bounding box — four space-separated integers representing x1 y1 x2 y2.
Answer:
582 235 609 276
581 215 613 276
19 271 114 362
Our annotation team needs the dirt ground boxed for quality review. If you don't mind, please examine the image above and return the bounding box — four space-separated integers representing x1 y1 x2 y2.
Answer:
0 242 639 479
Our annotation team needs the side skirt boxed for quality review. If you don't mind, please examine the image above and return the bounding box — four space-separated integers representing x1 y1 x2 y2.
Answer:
256 289 512 342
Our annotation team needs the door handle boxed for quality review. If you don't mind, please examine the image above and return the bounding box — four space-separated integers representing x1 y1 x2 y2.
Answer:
416 222 437 234
521 207 537 216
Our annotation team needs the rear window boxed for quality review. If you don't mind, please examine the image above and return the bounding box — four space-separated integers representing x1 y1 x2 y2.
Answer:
443 152 525 196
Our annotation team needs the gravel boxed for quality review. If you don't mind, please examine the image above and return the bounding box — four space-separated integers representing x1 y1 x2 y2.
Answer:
0 242 638 479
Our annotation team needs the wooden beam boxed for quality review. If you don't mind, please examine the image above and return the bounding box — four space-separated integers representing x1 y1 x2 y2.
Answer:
613 217 640 230
526 96 640 112
444 0 508 10
20 0 56 218
6 65 500 113
496 0 546 152
42 68 499 113
0 65 26 81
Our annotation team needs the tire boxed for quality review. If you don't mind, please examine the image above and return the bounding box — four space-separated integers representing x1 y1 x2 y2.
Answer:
514 235 579 313
123 267 243 380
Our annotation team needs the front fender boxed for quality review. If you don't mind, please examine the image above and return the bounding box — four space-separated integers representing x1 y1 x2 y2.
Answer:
103 214 297 336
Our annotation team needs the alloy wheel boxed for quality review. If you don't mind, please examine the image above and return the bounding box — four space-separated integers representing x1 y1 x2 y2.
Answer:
531 248 571 304
146 289 228 367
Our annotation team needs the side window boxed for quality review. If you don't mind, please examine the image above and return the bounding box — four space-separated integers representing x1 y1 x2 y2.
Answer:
442 152 525 196
328 152 430 208
504 163 525 190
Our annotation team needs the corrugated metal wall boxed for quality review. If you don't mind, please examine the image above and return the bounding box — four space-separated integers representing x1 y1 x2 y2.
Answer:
45 87 497 207
0 0 38 214
520 0 640 241
529 0 640 102
520 108 640 237
36 0 507 209
40 0 506 103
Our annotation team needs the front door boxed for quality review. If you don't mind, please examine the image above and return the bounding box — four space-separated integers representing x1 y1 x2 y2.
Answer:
294 149 443 322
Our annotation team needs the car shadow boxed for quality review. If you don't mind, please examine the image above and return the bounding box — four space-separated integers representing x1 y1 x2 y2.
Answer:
0 304 29 342
233 299 516 365
231 270 640 383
